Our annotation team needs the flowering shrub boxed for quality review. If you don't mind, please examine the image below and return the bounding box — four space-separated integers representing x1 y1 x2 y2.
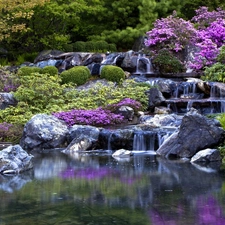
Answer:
145 11 197 53
105 98 142 113
53 108 124 127
144 6 225 72
192 6 225 29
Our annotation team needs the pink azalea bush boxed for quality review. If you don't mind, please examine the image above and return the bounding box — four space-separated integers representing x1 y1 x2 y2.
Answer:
145 7 225 71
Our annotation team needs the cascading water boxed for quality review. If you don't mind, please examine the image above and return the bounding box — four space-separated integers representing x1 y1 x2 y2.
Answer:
135 54 154 75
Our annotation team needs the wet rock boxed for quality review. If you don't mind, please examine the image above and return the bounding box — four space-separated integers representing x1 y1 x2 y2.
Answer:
116 106 134 121
146 87 166 111
139 114 182 127
20 114 69 150
191 148 222 163
156 111 225 158
112 149 133 158
0 145 33 174
0 93 17 110
34 49 64 63
64 125 100 152
63 136 93 153
154 106 171 114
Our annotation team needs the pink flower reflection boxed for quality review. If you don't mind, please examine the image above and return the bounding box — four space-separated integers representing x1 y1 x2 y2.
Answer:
60 167 113 180
197 196 225 225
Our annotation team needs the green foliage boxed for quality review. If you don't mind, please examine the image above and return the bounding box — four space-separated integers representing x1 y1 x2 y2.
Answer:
202 63 225 82
16 52 38 65
100 65 125 84
0 75 149 125
73 41 117 52
17 66 42 76
0 122 24 144
73 41 86 52
217 46 225 64
41 66 58 76
152 49 185 74
60 66 91 86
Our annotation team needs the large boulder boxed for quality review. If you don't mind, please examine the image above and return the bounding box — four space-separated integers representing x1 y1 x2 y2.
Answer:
63 125 100 153
147 87 166 111
156 111 225 158
191 148 222 163
20 114 69 150
0 145 33 174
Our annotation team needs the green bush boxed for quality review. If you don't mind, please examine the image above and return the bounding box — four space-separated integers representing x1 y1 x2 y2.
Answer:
217 46 225 64
60 66 91 86
100 65 125 84
17 66 42 76
73 41 86 52
108 43 117 52
152 49 185 74
202 63 225 82
41 66 58 76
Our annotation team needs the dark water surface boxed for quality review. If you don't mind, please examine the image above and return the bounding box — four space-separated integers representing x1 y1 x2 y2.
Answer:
0 150 225 225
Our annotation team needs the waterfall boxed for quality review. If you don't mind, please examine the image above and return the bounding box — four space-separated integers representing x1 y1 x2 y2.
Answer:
135 54 154 75
133 131 156 151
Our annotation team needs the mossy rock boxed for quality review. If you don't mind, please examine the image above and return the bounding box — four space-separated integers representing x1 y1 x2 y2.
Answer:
100 65 125 84
60 66 91 86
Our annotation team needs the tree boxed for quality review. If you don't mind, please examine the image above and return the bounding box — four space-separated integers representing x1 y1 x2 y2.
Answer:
0 0 49 41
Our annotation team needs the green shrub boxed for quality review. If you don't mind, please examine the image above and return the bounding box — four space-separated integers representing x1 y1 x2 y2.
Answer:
202 63 225 82
41 66 58 76
100 65 125 84
60 66 91 86
217 46 225 64
108 43 117 52
152 49 185 74
73 41 86 52
16 52 38 65
17 66 42 76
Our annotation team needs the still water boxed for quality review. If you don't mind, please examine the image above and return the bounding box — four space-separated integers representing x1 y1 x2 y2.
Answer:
0 150 225 225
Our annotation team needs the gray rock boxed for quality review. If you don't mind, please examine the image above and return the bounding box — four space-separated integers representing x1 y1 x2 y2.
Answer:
20 114 69 150
117 106 134 121
191 148 222 162
0 145 33 174
112 149 133 158
147 87 166 111
156 112 225 158
0 93 17 110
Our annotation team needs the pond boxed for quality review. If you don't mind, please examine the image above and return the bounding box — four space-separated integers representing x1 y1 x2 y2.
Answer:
0 150 225 225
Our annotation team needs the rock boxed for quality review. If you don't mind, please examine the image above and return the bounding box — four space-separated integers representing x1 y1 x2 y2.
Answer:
156 111 225 158
139 114 182 127
0 93 17 110
154 106 171 114
191 148 222 162
112 149 133 158
20 114 69 150
63 125 100 153
147 87 166 111
34 49 64 63
0 145 33 174
67 125 100 143
63 136 93 153
117 106 134 121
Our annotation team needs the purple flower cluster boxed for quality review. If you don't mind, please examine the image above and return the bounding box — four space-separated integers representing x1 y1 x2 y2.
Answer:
145 6 225 71
52 98 142 127
106 98 142 113
145 12 197 52
53 107 124 127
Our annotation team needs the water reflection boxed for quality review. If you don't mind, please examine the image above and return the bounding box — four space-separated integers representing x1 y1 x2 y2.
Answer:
0 151 225 225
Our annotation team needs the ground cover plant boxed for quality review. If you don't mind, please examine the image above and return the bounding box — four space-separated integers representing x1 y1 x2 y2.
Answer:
0 67 150 142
